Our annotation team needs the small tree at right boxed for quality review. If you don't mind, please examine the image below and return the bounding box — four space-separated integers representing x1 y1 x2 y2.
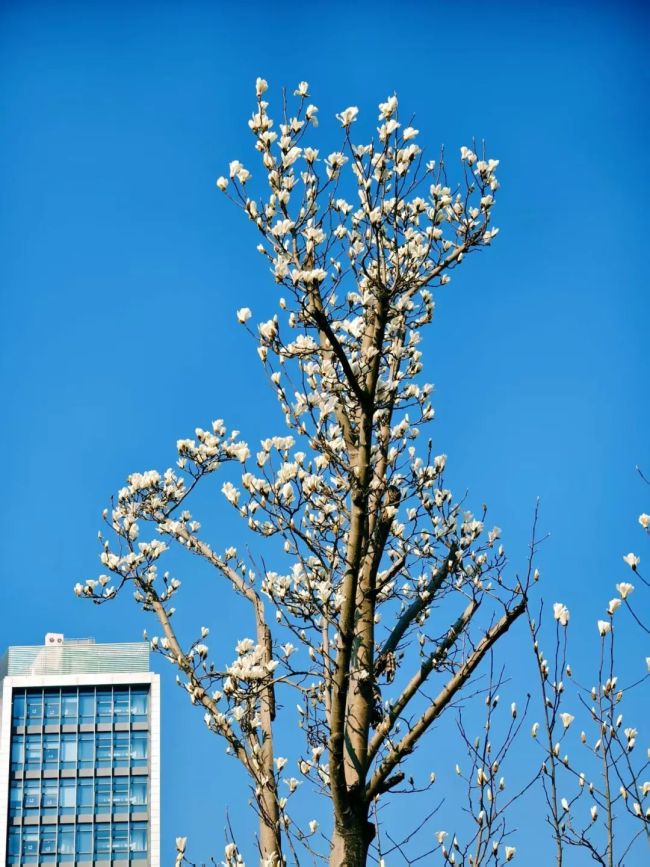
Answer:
525 499 649 867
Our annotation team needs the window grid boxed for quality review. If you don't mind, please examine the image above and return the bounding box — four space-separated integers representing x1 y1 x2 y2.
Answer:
10 777 148 817
7 821 148 863
12 687 148 728
11 730 148 774
7 686 150 865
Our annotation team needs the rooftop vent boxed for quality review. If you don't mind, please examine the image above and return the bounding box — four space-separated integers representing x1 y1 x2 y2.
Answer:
44 633 64 646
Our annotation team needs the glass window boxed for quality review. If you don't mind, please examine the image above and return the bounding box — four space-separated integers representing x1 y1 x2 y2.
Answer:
26 692 43 723
9 781 22 815
42 779 58 809
10 735 24 770
58 827 74 856
113 825 129 853
96 690 113 722
61 692 78 722
41 826 57 854
44 733 60 766
95 824 111 855
113 778 129 808
24 780 40 809
77 828 92 855
79 690 95 724
96 778 111 809
96 731 112 766
130 689 148 720
79 732 94 768
114 690 129 717
12 692 26 725
131 731 148 765
114 731 130 767
8 826 20 856
61 732 77 766
23 828 38 855
78 779 93 812
130 822 148 853
131 778 147 807
25 734 42 769
60 779 76 813
43 691 60 722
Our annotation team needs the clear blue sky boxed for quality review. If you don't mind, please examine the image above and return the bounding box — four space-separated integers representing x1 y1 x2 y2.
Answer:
1 0 648 863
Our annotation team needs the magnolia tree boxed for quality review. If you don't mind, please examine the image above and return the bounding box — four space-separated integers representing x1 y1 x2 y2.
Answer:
524 504 650 867
79 79 549 866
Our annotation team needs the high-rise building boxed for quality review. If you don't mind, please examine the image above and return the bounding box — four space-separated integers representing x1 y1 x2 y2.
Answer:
0 634 160 866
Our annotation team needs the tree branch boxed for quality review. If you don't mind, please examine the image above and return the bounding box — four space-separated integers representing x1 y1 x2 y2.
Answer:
366 597 526 801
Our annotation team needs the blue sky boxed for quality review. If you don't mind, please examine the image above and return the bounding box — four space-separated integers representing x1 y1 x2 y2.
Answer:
1 0 648 863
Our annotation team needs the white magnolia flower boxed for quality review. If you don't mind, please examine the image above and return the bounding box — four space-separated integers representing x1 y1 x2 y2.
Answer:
378 95 398 119
176 837 187 854
623 552 640 569
336 106 359 127
228 160 250 184
561 797 569 812
597 620 611 636
308 819 318 834
505 846 516 862
236 638 255 655
590 805 598 822
221 482 239 506
294 81 309 97
460 145 477 165
435 831 448 844
639 513 650 529
531 722 539 738
560 713 574 729
607 598 622 615
283 146 302 167
236 307 252 324
216 176 228 191
255 77 268 97
434 453 447 472
553 602 570 626
616 582 635 599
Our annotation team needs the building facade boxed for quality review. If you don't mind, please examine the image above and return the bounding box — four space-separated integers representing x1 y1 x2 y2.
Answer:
0 635 160 866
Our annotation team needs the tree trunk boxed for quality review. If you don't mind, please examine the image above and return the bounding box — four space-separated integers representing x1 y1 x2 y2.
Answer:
258 810 282 866
329 806 374 867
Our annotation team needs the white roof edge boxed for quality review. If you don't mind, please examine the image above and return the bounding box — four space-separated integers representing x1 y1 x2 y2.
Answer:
4 672 158 688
